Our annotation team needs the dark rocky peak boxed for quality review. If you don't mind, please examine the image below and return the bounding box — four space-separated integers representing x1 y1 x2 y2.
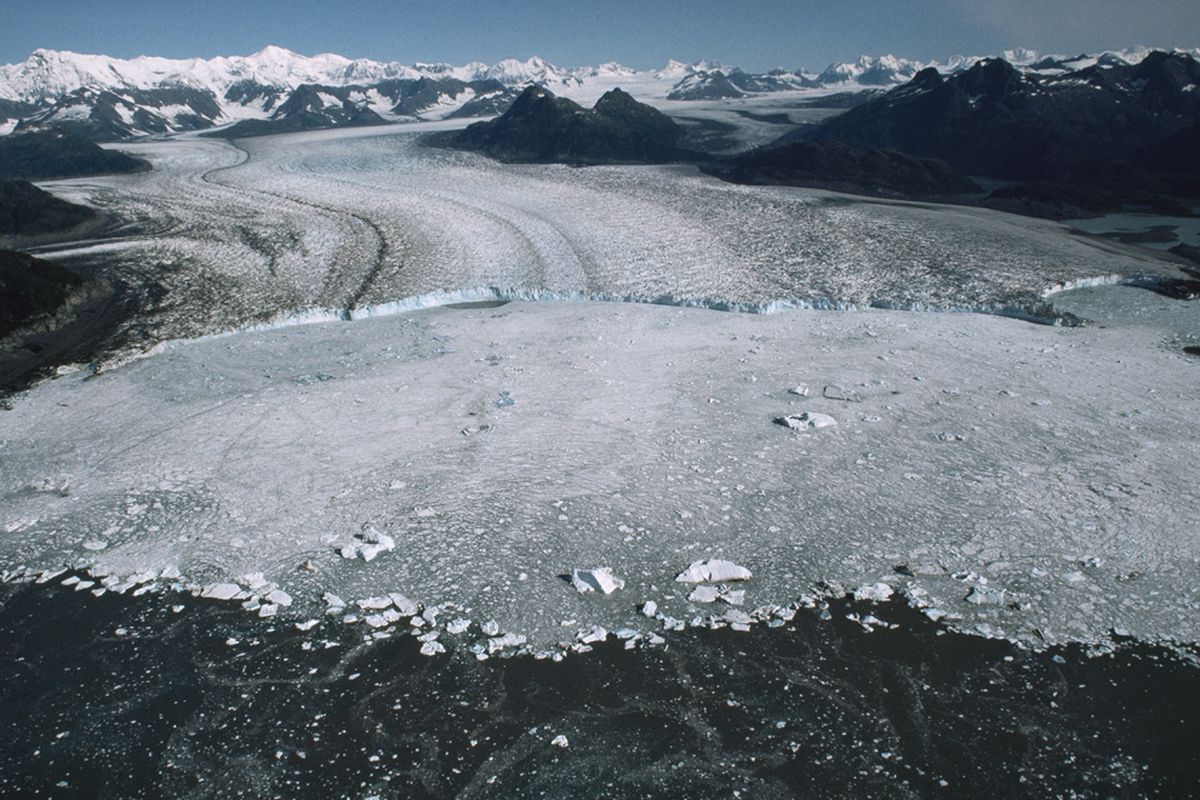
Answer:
1133 50 1200 85
593 87 654 119
506 84 585 118
954 58 1023 99
909 67 944 89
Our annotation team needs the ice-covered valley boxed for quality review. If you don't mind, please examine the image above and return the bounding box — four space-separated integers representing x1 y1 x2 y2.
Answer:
3 122 1199 658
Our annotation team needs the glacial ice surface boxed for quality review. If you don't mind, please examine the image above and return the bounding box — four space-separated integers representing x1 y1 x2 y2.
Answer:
3 296 1199 652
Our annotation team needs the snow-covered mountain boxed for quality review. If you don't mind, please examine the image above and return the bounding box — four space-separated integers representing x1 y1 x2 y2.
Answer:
2 45 1198 141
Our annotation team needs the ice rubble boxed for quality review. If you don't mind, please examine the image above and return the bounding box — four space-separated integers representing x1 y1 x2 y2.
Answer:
2 122 1199 655
4 296 1200 653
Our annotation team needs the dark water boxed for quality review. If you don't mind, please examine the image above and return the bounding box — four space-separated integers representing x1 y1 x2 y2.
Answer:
1 582 1198 799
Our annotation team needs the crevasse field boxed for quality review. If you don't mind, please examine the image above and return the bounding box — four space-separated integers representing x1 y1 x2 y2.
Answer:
3 122 1199 657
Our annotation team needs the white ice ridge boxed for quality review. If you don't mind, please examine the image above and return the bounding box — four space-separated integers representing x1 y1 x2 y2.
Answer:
6 299 1197 653
101 279 1152 375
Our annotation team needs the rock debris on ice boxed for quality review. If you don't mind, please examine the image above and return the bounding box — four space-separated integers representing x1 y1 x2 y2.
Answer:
776 412 837 431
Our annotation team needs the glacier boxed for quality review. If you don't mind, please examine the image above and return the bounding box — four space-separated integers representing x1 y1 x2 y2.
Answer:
2 120 1199 659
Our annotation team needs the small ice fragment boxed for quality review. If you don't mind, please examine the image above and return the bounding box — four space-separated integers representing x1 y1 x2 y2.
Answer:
265 589 292 607
776 412 837 431
258 604 278 618
719 589 746 606
160 566 182 580
577 625 608 644
295 620 319 632
934 431 965 442
323 592 346 608
853 582 894 603
388 593 419 615
487 632 527 653
446 618 471 635
551 734 569 748
364 614 389 629
676 559 752 583
641 600 658 617
200 583 244 601
414 507 437 519
358 596 392 610
724 609 754 629
481 620 500 637
82 540 108 551
688 585 721 603
964 585 1006 605
571 567 625 594
788 385 810 397
420 640 446 656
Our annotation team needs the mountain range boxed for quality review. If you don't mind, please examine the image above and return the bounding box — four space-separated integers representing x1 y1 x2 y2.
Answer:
4 45 1196 140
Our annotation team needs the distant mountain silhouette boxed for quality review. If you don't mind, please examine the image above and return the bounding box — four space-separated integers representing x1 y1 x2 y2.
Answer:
433 86 698 164
709 141 979 198
0 180 94 236
0 129 148 180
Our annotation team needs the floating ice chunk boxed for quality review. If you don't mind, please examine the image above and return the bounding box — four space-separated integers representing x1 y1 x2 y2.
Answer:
776 412 837 431
358 596 393 610
641 600 658 617
688 585 721 603
265 589 292 607
788 385 810 397
388 593 419 615
358 539 393 562
414 507 437 519
323 592 346 608
487 632 527 653
160 566 182 580
338 527 396 562
719 589 746 606
420 640 446 656
676 559 752 583
200 583 245 601
571 567 625 594
723 609 754 630
258 603 278 618
853 582 895 602
446 618 471 635
481 620 500 637
576 625 608 644
823 385 861 402
934 432 965 442
551 734 569 748
364 614 389 628
295 620 319 632
82 540 108 551
240 572 270 591
964 585 1006 606
36 568 67 584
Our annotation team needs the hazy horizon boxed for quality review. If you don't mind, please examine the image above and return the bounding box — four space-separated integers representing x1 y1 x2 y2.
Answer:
2 0 1198 73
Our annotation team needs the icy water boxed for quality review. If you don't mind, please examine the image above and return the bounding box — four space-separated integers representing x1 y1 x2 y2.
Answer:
2 579 1198 800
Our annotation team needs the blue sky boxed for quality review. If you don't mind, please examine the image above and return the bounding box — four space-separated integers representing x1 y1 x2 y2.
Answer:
2 0 1198 70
